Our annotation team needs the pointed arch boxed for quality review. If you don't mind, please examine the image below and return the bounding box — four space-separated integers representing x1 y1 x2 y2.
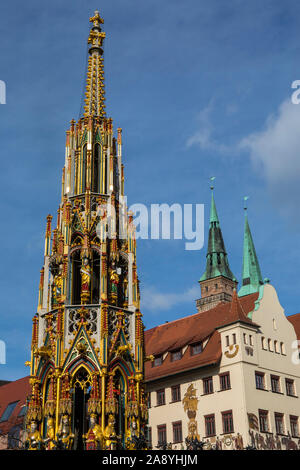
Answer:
64 356 98 376
38 361 55 383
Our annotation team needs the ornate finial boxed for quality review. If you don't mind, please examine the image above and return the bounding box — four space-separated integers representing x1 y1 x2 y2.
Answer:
84 12 106 118
89 10 104 27
243 196 249 211
210 176 216 190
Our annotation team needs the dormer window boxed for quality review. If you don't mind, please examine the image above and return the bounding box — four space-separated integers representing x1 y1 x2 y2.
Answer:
191 342 203 356
171 350 182 362
153 355 163 367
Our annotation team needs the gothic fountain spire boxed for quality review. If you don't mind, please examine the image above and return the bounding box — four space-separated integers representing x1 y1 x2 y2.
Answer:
84 10 106 118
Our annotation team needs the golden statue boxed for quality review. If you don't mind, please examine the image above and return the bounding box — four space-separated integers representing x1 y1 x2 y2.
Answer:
57 414 74 450
44 417 56 450
84 414 103 450
103 414 117 449
187 419 200 441
182 384 198 415
26 420 42 450
80 258 91 291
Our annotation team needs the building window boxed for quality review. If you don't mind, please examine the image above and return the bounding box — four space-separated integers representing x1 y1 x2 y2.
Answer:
172 421 183 443
286 379 295 397
232 334 236 344
259 409 269 433
171 385 181 402
249 335 253 346
222 410 234 434
205 414 216 437
261 337 266 349
171 350 182 362
275 413 285 435
273 318 277 331
147 393 151 408
225 336 229 347
203 376 213 395
146 426 152 447
271 375 281 393
243 333 247 344
255 372 265 390
153 355 163 367
0 401 19 423
219 372 231 391
280 342 286 355
290 416 299 438
268 339 273 351
156 389 165 406
157 424 167 447
191 342 203 355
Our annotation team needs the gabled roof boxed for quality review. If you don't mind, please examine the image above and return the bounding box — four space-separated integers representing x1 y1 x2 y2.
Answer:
0 376 30 434
145 292 259 382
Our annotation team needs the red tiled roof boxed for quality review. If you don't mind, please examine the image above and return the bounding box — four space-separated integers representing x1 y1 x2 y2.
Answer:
145 292 259 382
288 313 300 340
0 376 30 434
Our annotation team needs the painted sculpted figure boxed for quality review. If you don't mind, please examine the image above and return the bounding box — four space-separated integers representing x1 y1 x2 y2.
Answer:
84 414 103 450
57 414 74 450
26 420 42 450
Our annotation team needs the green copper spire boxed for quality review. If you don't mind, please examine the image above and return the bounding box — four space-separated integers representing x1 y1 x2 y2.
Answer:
210 188 219 224
238 199 263 297
199 181 237 283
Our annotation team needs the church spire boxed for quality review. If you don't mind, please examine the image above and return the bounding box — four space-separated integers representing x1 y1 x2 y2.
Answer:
83 11 106 118
238 199 263 297
196 179 237 313
200 183 236 283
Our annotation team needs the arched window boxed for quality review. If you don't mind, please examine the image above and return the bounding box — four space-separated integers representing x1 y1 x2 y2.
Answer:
114 370 126 439
91 250 100 304
280 342 286 355
81 144 87 193
92 144 101 193
261 337 266 350
71 251 82 305
72 367 92 450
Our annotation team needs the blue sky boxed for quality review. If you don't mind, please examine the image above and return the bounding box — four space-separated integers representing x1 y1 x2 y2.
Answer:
1 0 300 379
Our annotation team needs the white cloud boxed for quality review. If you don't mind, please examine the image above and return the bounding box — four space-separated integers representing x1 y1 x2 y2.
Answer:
187 98 300 221
141 285 199 312
186 102 232 154
239 99 300 183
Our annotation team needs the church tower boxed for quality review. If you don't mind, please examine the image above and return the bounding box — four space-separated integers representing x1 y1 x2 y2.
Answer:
26 12 148 450
196 184 237 313
238 204 263 297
